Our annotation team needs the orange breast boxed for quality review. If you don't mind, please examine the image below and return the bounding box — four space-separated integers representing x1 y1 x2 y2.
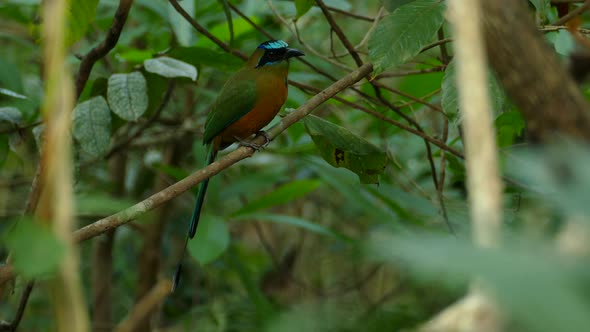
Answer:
218 73 287 146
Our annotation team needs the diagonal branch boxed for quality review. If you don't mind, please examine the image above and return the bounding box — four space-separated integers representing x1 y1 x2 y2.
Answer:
75 0 135 99
72 63 374 243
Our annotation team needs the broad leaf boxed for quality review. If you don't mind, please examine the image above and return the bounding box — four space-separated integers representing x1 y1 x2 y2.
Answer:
232 179 322 216
232 213 350 241
73 96 111 158
66 0 99 46
144 57 197 80
295 0 315 18
442 59 505 122
384 0 417 12
167 0 197 47
188 215 230 265
169 46 243 71
3 218 65 278
0 87 26 99
369 0 445 72
0 107 23 132
304 115 388 184
107 71 148 121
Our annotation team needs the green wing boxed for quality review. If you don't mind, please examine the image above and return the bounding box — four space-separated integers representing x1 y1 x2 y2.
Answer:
203 71 257 144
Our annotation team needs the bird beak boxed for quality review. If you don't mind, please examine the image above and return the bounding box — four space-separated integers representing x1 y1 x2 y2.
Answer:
285 48 305 59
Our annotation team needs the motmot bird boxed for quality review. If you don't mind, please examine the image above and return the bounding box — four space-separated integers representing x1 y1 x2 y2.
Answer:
173 40 304 289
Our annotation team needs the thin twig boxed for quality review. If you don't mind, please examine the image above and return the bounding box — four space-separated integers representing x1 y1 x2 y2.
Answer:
72 64 373 243
75 0 135 98
112 279 172 332
553 0 590 25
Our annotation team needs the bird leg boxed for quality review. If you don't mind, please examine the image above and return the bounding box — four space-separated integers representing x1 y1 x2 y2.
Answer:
234 131 271 151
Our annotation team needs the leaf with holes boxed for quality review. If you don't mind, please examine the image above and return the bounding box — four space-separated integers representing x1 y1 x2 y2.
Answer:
304 115 388 184
369 0 445 73
144 57 197 80
107 72 148 121
73 96 112 158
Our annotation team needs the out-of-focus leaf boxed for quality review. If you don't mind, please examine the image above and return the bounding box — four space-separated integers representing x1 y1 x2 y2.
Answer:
495 110 525 148
0 135 9 167
529 0 551 23
72 96 111 158
442 59 505 121
3 218 65 278
66 0 99 46
107 71 148 121
384 0 417 12
32 124 44 150
76 193 135 216
169 46 243 71
553 29 574 56
116 49 154 64
0 87 26 99
232 180 321 216
144 57 197 80
304 115 388 184
368 231 590 332
0 107 23 132
295 0 315 18
232 213 351 241
507 142 590 215
369 0 445 72
188 215 230 265
167 0 196 46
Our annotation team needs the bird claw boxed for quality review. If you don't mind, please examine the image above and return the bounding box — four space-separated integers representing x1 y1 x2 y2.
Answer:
234 131 271 151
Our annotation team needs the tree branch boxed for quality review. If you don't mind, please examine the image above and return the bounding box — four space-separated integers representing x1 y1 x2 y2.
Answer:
75 0 135 99
112 279 172 332
72 63 373 243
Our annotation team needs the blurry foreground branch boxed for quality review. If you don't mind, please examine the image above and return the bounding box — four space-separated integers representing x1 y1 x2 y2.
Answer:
420 1 504 331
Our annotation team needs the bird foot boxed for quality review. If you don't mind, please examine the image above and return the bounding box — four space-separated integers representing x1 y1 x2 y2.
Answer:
234 132 271 151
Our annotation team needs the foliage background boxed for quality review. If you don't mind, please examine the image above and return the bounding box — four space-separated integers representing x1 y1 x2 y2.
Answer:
1 0 589 331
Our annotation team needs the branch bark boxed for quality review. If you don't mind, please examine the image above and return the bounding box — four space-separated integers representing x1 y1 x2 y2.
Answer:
75 0 135 99
72 63 373 243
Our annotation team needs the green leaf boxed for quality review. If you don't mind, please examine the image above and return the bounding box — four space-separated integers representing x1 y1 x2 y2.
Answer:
384 0 417 12
495 111 525 147
553 29 574 56
295 0 315 18
144 57 198 80
66 0 99 46
232 179 321 216
73 96 112 158
168 46 243 71
232 213 350 241
442 59 505 121
303 115 388 184
167 0 196 47
3 218 65 278
0 135 9 167
0 87 26 99
76 192 135 216
0 107 23 132
369 0 445 72
188 215 230 265
107 71 149 121
369 231 590 332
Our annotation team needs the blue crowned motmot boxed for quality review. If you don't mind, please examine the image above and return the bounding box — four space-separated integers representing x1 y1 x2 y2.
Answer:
173 40 304 289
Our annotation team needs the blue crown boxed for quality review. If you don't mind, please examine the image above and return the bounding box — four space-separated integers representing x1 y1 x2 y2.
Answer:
257 40 288 50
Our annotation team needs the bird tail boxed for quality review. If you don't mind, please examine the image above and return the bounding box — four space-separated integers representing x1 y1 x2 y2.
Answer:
173 144 217 291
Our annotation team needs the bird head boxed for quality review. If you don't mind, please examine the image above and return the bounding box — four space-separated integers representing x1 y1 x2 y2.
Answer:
250 40 305 69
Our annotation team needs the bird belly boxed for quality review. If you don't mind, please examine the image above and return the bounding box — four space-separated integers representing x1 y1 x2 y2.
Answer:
218 89 286 147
